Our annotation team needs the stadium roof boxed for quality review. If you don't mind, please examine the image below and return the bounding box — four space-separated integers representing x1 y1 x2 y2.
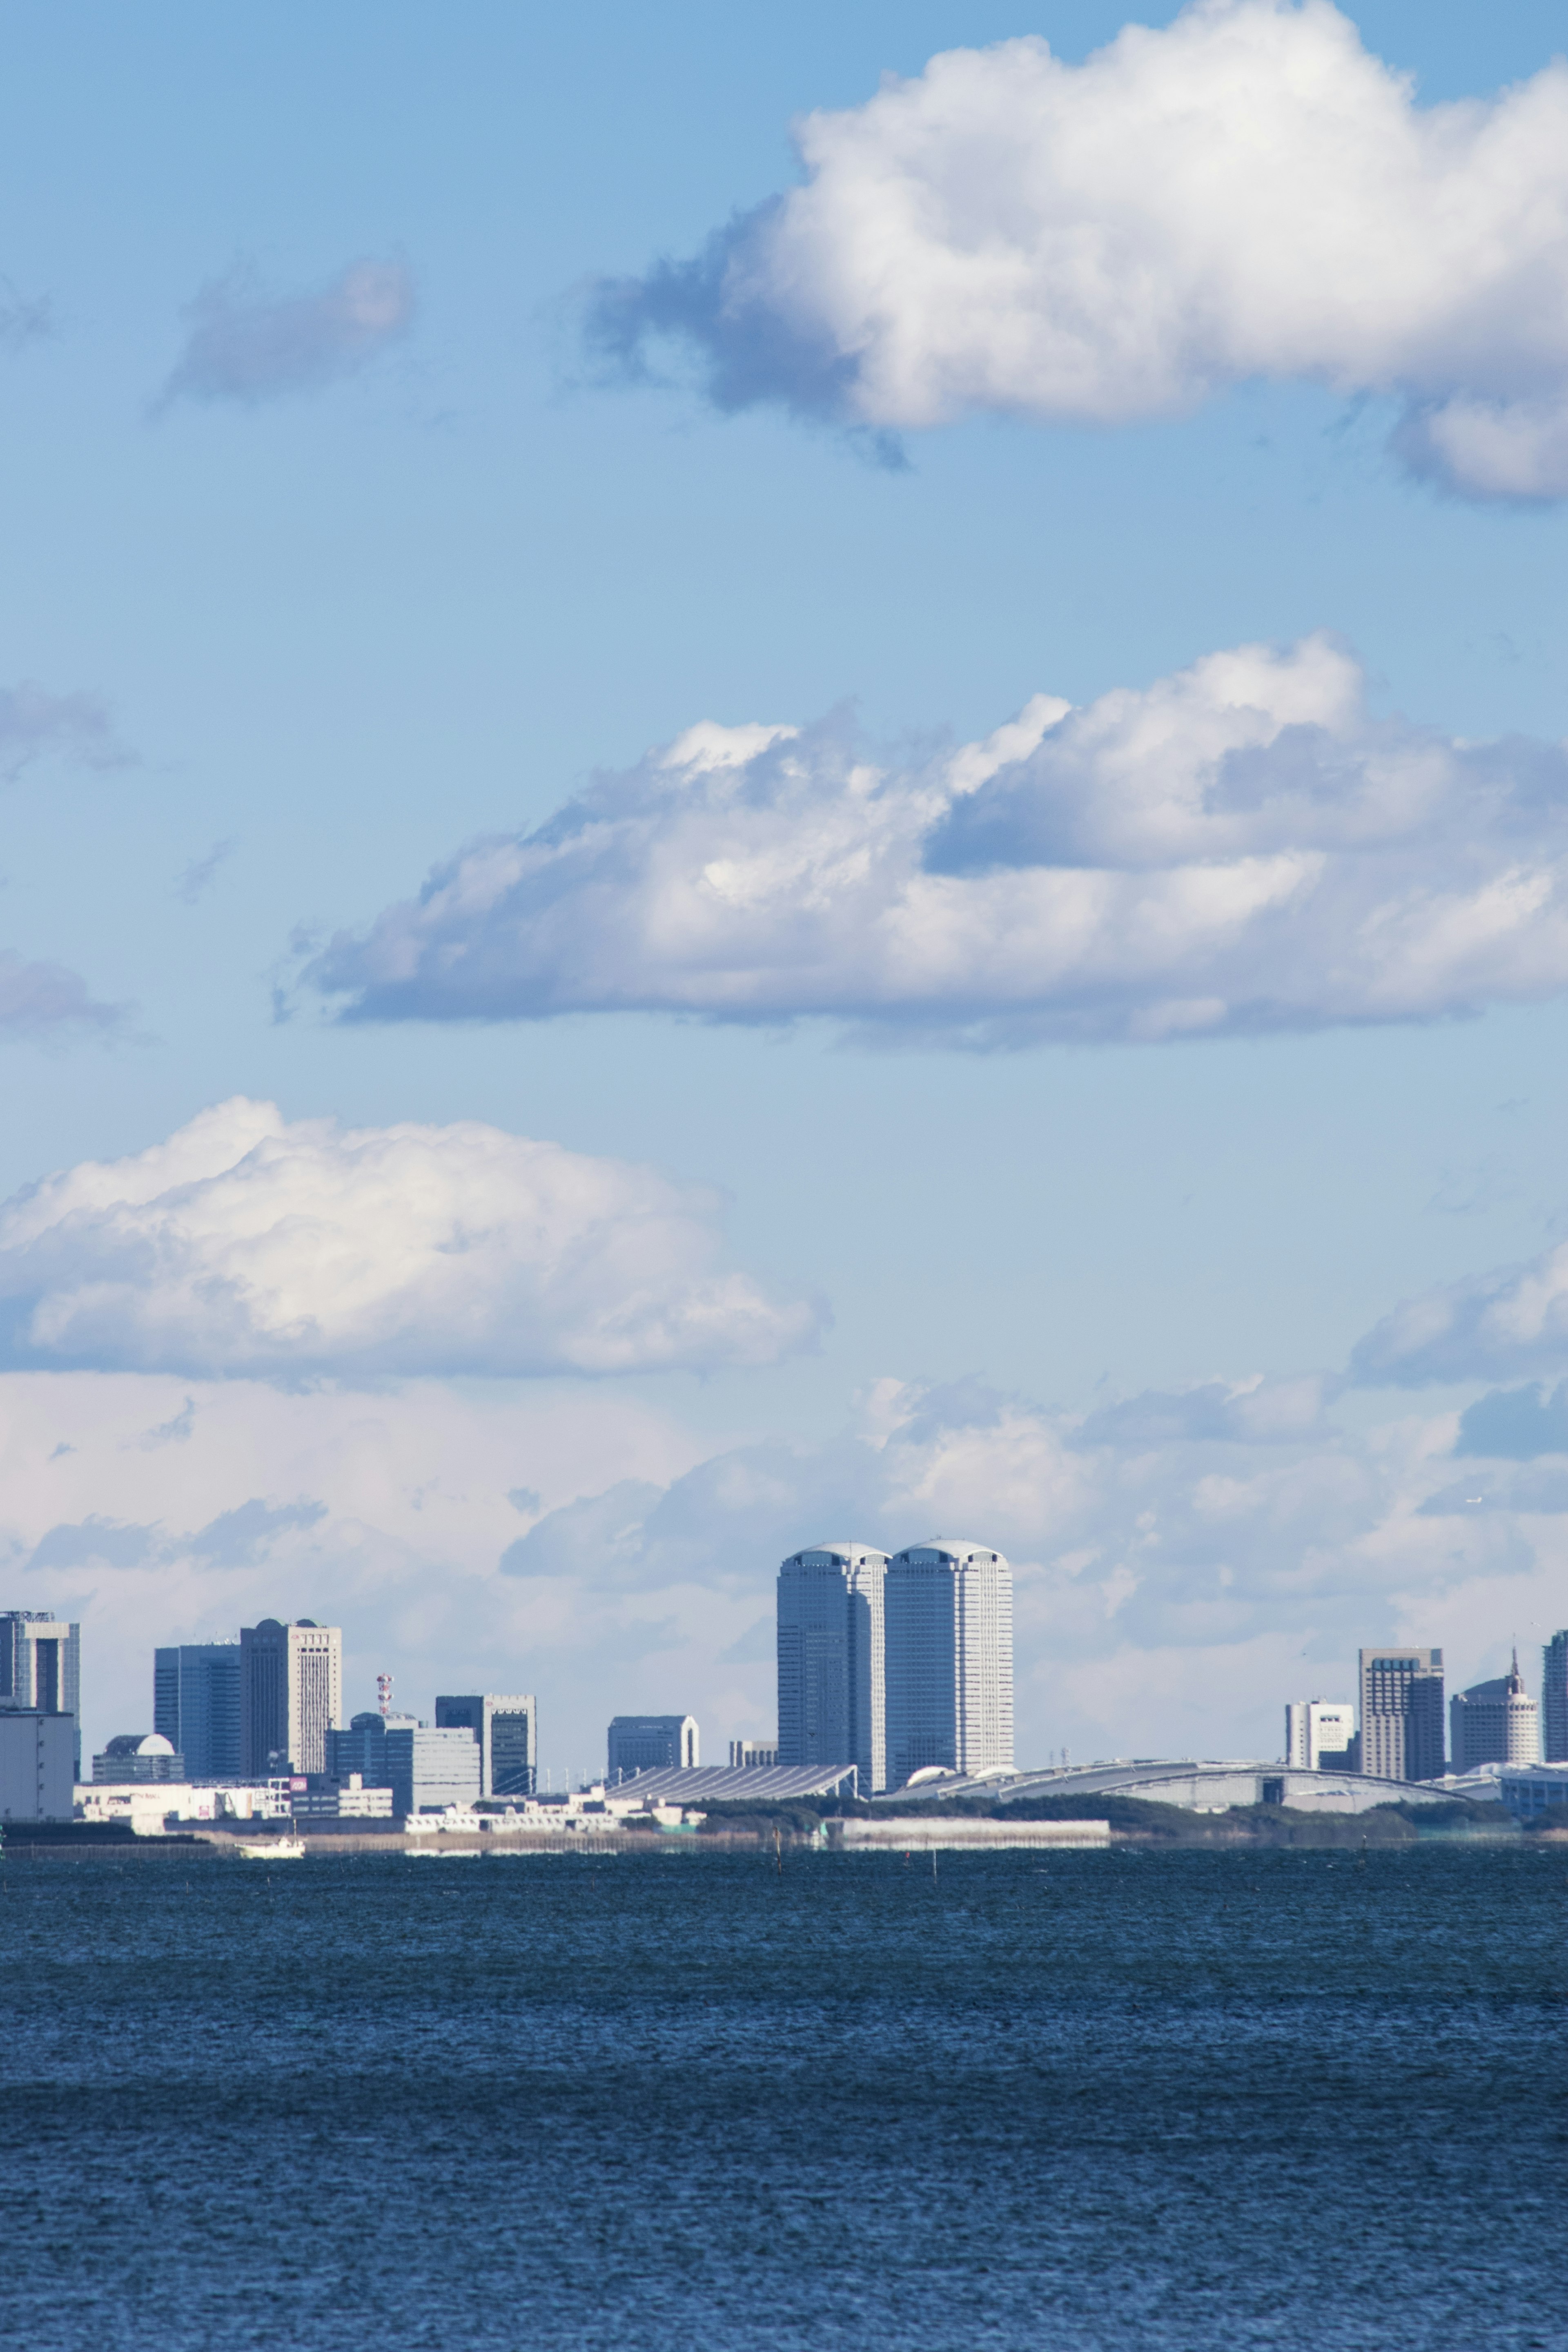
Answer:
604 1764 858 1803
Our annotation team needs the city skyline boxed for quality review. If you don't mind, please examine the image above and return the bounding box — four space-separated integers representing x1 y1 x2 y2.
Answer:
1 4 1567 1771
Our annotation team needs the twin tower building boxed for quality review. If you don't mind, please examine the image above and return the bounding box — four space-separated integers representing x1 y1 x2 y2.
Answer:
776 1538 1013 1795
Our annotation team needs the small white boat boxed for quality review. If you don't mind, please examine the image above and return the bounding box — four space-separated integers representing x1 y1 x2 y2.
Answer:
237 1837 306 1860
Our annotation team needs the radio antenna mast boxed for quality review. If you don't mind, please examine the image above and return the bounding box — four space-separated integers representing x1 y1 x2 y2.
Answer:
376 1672 393 1720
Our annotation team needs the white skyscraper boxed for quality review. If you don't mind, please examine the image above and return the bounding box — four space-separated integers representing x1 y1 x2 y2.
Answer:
884 1540 1012 1789
240 1618 343 1775
777 1542 889 1792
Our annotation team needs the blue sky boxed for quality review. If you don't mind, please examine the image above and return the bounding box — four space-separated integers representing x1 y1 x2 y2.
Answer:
5 0 1568 1775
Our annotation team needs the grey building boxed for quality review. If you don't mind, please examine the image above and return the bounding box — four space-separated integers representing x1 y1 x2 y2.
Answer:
434 1693 537 1796
1544 1630 1568 1763
608 1715 699 1778
884 1539 1014 1789
240 1619 342 1775
93 1732 187 1784
154 1643 242 1779
777 1542 888 1793
1 1610 81 1778
0 1711 75 1820
1450 1655 1540 1771
324 1714 480 1816
1359 1646 1445 1782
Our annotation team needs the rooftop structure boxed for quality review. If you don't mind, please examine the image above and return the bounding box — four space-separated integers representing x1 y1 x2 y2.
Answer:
869 1758 1466 1816
588 1763 858 1806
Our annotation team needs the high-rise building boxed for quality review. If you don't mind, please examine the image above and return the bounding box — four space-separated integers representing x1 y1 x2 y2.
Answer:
434 1694 537 1796
0 1610 81 1777
239 1619 342 1775
1450 1654 1541 1771
607 1715 699 1778
154 1642 243 1779
323 1714 480 1814
884 1539 1013 1789
777 1541 889 1793
0 1711 75 1820
1358 1646 1445 1782
1285 1699 1358 1770
1544 1631 1568 1763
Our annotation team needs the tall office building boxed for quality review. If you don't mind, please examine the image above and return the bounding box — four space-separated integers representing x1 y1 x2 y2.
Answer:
1285 1699 1357 1771
1450 1654 1540 1771
0 1610 81 1778
884 1539 1013 1789
1544 1631 1568 1762
777 1541 889 1793
607 1715 699 1777
240 1619 342 1775
154 1642 242 1779
434 1694 537 1796
1358 1646 1445 1782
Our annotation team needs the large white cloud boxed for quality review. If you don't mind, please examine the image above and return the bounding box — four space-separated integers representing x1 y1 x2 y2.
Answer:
307 635 1568 1045
589 0 1568 497
0 1098 822 1378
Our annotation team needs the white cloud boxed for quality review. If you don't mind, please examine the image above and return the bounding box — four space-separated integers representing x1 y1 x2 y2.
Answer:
1353 1236 1568 1388
307 635 1568 1045
589 0 1568 497
160 258 413 407
0 1098 822 1378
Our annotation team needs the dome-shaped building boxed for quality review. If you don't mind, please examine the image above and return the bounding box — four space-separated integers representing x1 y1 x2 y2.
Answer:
91 1731 187 1785
884 1539 1013 1789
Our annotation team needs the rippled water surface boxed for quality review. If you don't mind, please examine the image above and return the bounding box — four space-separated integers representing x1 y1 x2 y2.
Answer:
4 1840 1565 2350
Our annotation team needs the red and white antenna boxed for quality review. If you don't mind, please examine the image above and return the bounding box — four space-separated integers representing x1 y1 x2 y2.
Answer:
376 1672 393 1720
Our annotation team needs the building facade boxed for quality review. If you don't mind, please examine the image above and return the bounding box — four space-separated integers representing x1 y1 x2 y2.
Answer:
154 1642 243 1779
240 1619 342 1775
323 1715 480 1815
884 1539 1013 1789
434 1693 537 1796
1450 1655 1540 1771
1544 1630 1568 1763
777 1541 889 1793
1358 1646 1445 1782
0 1711 75 1820
729 1740 779 1767
1 1610 81 1777
1285 1699 1358 1771
607 1715 699 1777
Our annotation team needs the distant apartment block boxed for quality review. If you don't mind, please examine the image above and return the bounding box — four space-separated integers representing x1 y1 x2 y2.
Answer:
884 1540 1013 1789
1285 1699 1357 1771
1450 1654 1540 1771
434 1693 537 1796
1359 1646 1445 1782
240 1619 342 1775
729 1740 779 1767
777 1542 888 1793
154 1642 242 1779
608 1715 699 1778
1 1610 81 1778
1544 1630 1568 1763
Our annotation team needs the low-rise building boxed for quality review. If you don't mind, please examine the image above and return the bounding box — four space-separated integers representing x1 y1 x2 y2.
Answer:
291 1774 395 1821
93 1733 188 1784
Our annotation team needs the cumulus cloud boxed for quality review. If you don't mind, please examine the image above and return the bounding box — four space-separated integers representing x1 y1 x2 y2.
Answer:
0 1098 822 1379
307 635 1568 1046
1352 1237 1568 1389
587 0 1568 498
159 258 414 408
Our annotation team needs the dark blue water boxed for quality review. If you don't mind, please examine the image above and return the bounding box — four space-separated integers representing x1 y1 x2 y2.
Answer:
4 1841 1565 2351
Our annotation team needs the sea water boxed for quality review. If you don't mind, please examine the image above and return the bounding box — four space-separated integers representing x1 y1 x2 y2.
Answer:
2 1841 1564 2351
